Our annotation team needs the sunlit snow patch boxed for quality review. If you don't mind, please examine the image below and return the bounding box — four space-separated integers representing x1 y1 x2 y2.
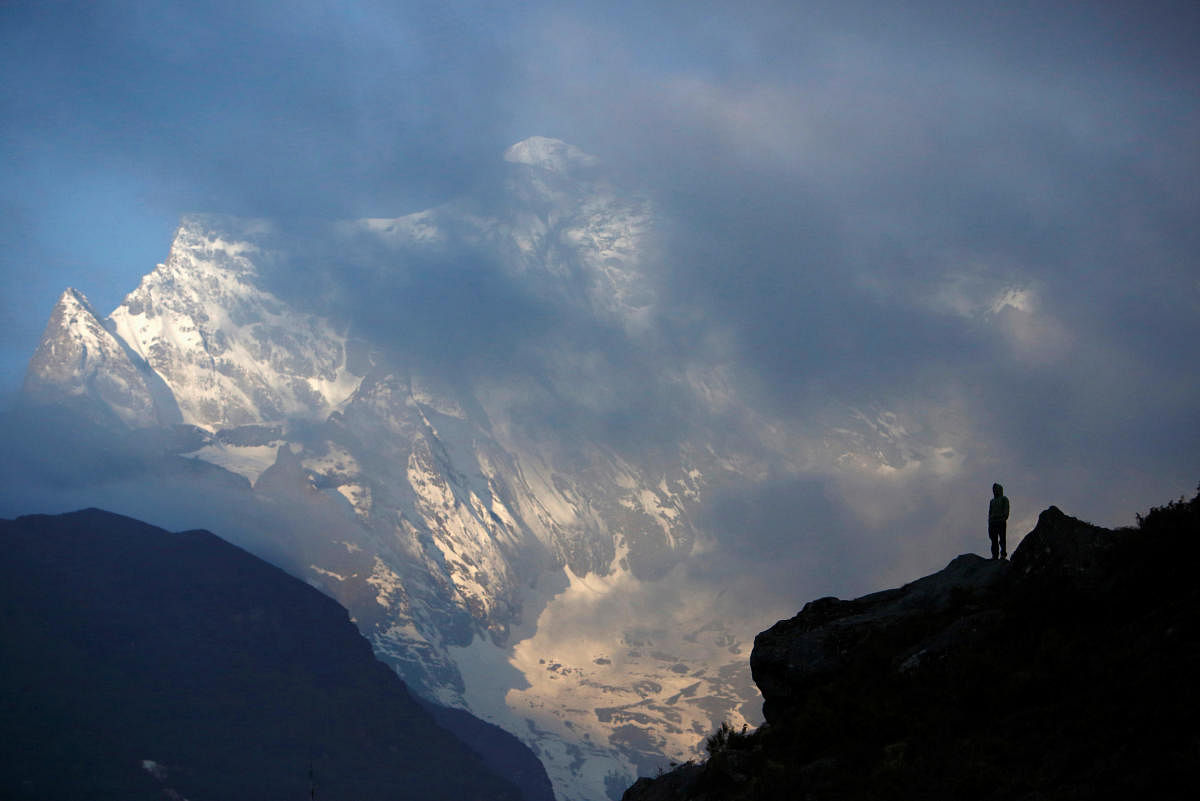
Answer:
448 550 759 801
185 442 282 484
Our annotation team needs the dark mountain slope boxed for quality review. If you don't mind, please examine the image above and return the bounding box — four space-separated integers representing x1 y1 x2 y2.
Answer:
0 508 522 801
624 489 1200 800
418 698 557 801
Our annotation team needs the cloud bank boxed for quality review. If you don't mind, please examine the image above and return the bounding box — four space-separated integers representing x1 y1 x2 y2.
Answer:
3 0 1198 602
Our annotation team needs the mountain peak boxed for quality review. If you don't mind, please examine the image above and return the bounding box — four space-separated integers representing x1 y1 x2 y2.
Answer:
503 136 598 173
22 287 162 428
56 286 97 315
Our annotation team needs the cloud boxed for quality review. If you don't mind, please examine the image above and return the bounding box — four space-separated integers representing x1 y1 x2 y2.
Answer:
2 0 524 218
2 0 1198 608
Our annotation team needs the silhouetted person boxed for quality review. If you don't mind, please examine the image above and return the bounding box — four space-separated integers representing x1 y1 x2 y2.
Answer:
989 482 1010 559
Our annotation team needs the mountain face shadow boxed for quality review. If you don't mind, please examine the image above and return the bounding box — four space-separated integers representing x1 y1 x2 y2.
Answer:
624 489 1200 801
0 508 524 801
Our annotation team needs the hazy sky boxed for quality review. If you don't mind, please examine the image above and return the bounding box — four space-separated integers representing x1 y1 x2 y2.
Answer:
2 1 1198 590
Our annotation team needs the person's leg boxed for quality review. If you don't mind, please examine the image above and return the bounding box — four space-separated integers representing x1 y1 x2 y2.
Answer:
989 523 999 559
999 524 1007 559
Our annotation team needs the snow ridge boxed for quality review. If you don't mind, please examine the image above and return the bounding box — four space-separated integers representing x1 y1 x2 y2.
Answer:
108 217 363 430
504 136 600 174
23 288 163 427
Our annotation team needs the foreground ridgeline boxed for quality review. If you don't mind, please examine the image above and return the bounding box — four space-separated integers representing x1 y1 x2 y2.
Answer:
624 490 1200 800
0 509 523 801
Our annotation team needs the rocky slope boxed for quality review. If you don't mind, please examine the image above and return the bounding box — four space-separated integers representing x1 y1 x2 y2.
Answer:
0 508 525 801
13 138 770 800
23 288 174 429
622 490 1200 800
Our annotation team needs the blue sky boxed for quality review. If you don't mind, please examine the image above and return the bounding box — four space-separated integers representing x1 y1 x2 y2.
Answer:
2 0 1199 554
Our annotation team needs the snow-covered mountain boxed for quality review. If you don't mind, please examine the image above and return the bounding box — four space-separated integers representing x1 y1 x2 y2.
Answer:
20 138 767 800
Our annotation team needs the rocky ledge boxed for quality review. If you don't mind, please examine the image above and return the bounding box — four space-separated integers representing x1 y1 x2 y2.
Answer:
624 490 1200 800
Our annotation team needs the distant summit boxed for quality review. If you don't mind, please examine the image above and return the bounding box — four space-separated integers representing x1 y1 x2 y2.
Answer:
22 288 165 428
624 490 1200 800
503 136 599 173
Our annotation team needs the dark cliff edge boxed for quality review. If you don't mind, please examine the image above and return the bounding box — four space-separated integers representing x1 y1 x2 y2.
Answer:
624 489 1200 800
0 508 525 801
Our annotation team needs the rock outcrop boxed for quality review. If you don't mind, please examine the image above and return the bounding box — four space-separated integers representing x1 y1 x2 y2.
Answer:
751 552 1009 725
623 491 1200 800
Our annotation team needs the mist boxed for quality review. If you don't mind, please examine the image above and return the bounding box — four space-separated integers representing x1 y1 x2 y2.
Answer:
3 0 1199 613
